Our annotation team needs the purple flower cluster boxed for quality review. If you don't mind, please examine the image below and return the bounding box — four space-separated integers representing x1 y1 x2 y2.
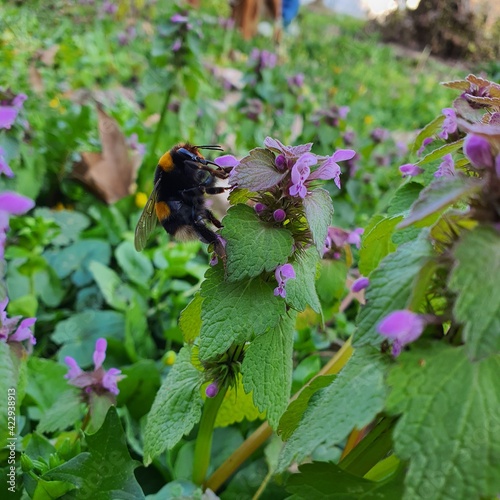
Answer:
117 26 137 46
64 338 124 396
311 105 350 128
0 298 36 350
249 49 278 71
323 226 364 258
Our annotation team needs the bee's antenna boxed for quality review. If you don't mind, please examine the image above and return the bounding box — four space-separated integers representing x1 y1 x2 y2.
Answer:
196 145 224 151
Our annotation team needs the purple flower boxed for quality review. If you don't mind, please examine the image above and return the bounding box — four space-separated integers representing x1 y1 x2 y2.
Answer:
127 133 146 156
287 73 304 88
396 141 409 158
438 108 457 140
0 191 35 218
264 137 313 162
308 149 355 189
417 137 434 157
275 154 287 171
0 92 27 130
273 209 286 222
311 105 349 128
346 227 364 248
274 263 295 298
463 134 494 169
370 128 390 143
0 147 13 178
205 382 219 398
214 155 239 168
351 277 369 292
496 155 500 178
64 338 124 396
399 163 423 178
250 49 278 70
434 154 456 178
0 298 36 350
101 1 117 14
377 310 425 357
171 13 189 23
343 130 356 146
172 38 182 52
289 153 317 198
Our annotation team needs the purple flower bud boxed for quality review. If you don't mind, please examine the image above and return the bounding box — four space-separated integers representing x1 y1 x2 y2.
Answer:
171 13 189 23
342 130 356 146
399 164 424 178
206 382 219 398
254 203 266 214
377 310 425 357
351 277 369 292
463 134 494 169
273 209 286 222
275 154 287 171
209 254 218 266
93 338 107 369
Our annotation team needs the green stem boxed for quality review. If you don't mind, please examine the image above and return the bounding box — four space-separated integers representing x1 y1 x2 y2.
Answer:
192 386 228 486
339 416 397 477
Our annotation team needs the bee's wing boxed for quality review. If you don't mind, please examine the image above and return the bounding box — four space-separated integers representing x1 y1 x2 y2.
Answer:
134 179 161 251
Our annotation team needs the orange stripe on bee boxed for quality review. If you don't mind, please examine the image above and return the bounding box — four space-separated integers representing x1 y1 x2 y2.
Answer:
155 201 171 221
158 151 174 171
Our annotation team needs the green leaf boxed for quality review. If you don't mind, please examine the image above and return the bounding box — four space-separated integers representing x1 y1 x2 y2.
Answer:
231 147 286 191
0 343 19 448
410 115 444 156
387 182 424 216
303 188 334 255
34 209 90 247
37 390 83 434
45 407 145 499
88 261 135 311
449 227 500 359
26 358 69 412
124 297 154 361
143 346 204 465
278 375 335 440
415 138 463 166
277 347 387 471
285 248 321 313
52 310 124 366
199 266 285 360
358 216 401 276
386 345 500 500
242 312 296 428
179 293 203 343
221 204 293 282
316 260 348 306
354 233 434 347
398 177 481 229
115 241 154 287
286 462 405 499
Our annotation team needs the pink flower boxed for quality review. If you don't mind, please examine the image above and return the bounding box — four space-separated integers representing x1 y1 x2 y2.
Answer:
0 92 27 129
64 338 124 395
399 163 424 178
0 298 36 350
289 153 316 198
308 149 355 189
377 310 425 357
463 134 494 169
351 277 369 292
417 137 434 157
346 228 364 249
0 147 14 177
274 263 296 298
434 154 456 178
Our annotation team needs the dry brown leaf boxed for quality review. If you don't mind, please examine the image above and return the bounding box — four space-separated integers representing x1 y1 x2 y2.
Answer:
29 64 44 93
72 103 141 204
39 44 59 66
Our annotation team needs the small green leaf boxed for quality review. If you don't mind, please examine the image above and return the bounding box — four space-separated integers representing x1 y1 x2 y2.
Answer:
358 216 402 276
143 346 204 465
410 115 444 156
115 241 154 287
231 147 286 191
124 297 154 361
316 260 348 306
0 343 20 447
387 182 424 216
278 347 388 471
88 261 135 311
415 138 463 166
221 204 293 282
449 227 500 359
285 248 321 313
52 310 124 366
398 177 481 229
387 345 500 500
279 375 335 440
37 390 83 434
44 407 145 499
354 233 434 347
199 266 285 360
34 209 90 247
179 293 203 343
303 188 334 255
242 311 297 428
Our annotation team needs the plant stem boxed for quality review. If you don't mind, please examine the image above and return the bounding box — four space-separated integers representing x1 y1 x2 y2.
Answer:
338 415 397 477
192 386 227 486
205 337 354 492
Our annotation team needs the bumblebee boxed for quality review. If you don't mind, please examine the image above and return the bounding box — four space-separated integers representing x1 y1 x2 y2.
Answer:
134 144 230 256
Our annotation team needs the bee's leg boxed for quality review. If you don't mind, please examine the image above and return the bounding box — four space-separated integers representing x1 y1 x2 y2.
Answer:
204 209 223 228
192 218 226 258
184 160 229 179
